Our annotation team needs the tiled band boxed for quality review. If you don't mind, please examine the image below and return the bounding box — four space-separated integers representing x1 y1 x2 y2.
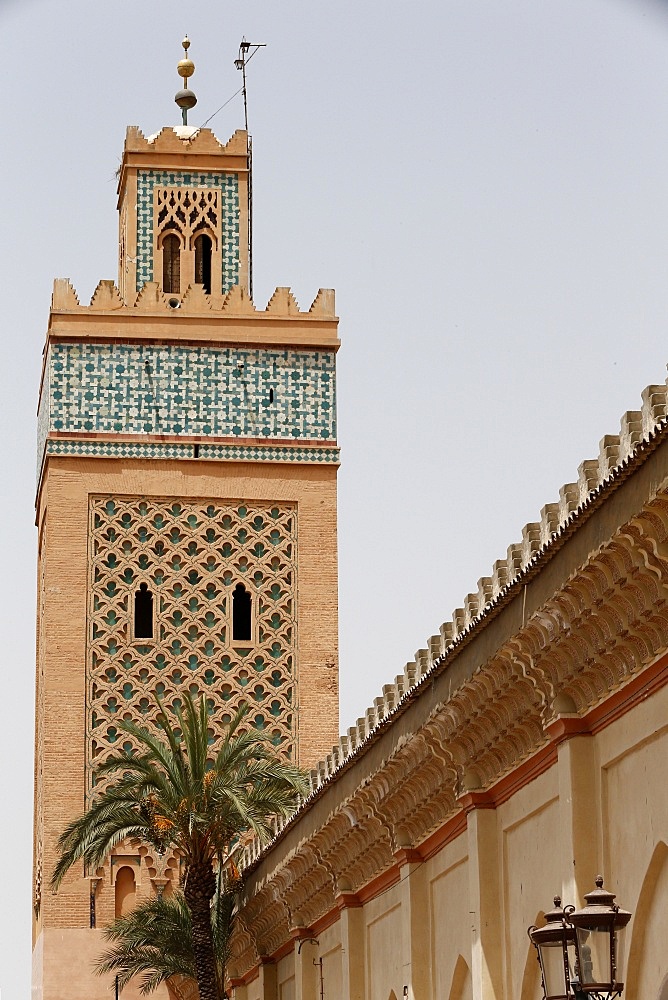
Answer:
45 342 336 438
45 439 340 464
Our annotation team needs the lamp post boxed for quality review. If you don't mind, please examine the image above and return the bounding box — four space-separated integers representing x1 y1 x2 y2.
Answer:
528 877 632 1000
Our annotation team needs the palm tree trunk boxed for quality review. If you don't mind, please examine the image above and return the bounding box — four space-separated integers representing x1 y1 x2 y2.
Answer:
184 860 219 1000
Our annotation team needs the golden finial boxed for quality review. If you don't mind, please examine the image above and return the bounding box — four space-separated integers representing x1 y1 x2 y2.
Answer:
175 35 197 126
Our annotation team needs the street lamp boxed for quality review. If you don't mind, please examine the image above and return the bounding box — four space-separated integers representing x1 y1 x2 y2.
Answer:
528 896 577 1000
569 877 631 996
528 877 632 1000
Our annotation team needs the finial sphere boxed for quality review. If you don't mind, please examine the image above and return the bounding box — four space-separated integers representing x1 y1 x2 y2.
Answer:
177 58 195 79
175 88 197 111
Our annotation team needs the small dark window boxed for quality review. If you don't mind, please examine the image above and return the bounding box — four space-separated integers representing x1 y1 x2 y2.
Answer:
232 583 252 642
194 234 212 295
134 583 154 639
162 234 181 294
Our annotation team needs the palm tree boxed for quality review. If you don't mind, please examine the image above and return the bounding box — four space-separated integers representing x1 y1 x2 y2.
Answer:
51 696 307 1000
96 884 235 997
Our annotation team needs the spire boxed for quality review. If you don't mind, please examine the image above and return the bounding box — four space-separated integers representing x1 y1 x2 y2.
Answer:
175 35 197 125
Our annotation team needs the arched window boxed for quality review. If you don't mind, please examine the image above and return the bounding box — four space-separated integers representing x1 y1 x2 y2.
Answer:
114 865 136 919
162 233 181 294
134 583 153 639
194 233 213 294
232 583 252 642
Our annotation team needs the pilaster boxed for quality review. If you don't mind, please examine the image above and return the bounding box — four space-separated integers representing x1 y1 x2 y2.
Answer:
464 801 503 1000
258 959 278 1000
395 850 430 1000
547 719 598 905
337 892 365 1000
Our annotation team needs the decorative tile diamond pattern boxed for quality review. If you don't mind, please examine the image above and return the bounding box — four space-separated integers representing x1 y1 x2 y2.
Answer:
136 170 239 292
87 495 297 793
46 342 336 440
46 439 340 464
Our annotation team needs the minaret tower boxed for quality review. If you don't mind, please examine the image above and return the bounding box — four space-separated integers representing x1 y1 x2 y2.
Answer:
33 42 340 1000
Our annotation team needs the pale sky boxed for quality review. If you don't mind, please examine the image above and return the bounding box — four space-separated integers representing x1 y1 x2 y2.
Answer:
2 0 668 995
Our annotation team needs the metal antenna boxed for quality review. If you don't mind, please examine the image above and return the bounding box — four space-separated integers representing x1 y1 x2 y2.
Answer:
235 39 265 300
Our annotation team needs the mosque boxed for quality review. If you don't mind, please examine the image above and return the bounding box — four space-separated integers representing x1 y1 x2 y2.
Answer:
32 41 668 1000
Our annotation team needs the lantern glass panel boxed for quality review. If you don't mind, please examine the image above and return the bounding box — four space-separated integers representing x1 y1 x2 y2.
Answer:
576 925 612 988
538 940 570 1000
613 926 627 985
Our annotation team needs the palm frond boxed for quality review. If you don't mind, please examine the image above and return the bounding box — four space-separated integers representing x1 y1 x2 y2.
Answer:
52 695 306 1000
97 890 234 996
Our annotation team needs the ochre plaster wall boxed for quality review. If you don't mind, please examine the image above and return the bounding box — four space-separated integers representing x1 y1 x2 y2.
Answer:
365 902 402 1000
33 929 171 1000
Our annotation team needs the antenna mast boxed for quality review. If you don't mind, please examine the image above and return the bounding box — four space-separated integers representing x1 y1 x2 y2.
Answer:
235 39 266 301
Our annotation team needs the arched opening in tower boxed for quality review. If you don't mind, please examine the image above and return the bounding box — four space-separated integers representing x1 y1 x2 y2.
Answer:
134 583 154 639
194 233 213 294
232 582 252 642
114 865 136 919
162 233 181 294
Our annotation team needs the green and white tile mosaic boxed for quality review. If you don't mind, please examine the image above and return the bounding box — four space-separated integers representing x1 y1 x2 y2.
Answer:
136 170 239 292
38 342 337 475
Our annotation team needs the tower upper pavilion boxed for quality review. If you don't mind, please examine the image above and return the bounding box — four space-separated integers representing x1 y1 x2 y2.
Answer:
117 124 250 303
34 46 340 1000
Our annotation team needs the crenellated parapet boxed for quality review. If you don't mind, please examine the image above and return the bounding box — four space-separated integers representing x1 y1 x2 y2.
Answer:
124 124 248 156
50 278 338 333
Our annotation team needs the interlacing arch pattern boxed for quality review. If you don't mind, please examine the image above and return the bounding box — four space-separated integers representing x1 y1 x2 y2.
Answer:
156 187 220 249
86 495 297 794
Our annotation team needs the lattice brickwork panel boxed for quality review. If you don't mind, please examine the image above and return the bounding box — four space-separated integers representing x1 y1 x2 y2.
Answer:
87 496 297 794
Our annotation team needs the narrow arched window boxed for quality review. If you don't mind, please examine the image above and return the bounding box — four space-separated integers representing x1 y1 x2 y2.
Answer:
232 583 252 642
194 234 212 294
114 865 136 919
162 234 181 294
134 583 153 639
